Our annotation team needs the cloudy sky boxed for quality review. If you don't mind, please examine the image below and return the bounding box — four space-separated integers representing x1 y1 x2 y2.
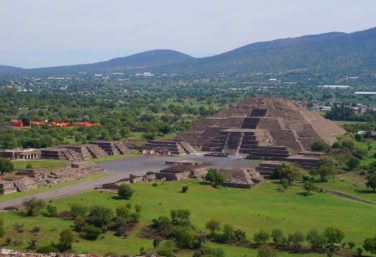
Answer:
1 0 375 68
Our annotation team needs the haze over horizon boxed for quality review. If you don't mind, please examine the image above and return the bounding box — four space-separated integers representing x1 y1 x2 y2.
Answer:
1 0 376 68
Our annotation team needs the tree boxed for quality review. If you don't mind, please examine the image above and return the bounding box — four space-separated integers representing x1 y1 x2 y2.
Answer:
311 159 336 182
233 229 246 243
257 244 278 257
58 229 73 252
206 219 221 235
323 227 344 246
254 230 270 244
0 158 14 175
271 229 285 247
347 157 360 170
273 163 302 185
205 168 225 187
306 229 327 251
304 181 317 196
118 184 134 200
287 232 305 251
366 174 376 192
311 140 330 152
363 235 376 254
23 198 46 216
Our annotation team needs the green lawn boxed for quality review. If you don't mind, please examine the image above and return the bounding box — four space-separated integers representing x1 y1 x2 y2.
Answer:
12 160 68 171
0 172 107 202
0 180 375 256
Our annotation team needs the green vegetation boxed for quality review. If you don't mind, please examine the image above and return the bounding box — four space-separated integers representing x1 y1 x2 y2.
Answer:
0 179 375 256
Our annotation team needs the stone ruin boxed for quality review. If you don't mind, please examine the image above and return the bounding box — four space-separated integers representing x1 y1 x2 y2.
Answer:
0 162 104 195
38 141 130 161
0 149 40 160
218 168 264 188
142 140 195 156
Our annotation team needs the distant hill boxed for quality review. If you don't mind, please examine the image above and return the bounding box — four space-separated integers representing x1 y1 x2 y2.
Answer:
2 27 376 75
0 65 23 74
31 49 194 73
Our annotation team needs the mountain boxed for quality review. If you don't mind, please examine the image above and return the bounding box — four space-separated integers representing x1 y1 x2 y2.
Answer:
165 27 376 75
2 27 376 75
31 49 194 73
0 65 23 74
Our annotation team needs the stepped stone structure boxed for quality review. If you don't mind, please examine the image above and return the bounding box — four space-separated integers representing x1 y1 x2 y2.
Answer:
89 140 130 155
218 168 264 188
142 140 193 156
0 149 40 160
0 180 17 194
176 97 345 154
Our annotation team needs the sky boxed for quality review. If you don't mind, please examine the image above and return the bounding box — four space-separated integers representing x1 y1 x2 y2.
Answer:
1 0 375 68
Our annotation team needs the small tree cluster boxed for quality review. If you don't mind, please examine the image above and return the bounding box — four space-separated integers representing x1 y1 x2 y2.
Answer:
205 168 225 187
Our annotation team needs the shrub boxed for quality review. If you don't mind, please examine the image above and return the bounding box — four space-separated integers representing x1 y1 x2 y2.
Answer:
45 205 58 217
82 225 102 240
171 209 191 226
366 173 376 192
257 244 277 257
70 204 88 218
323 227 345 245
306 229 327 251
74 216 86 231
181 185 189 193
58 229 73 252
25 163 33 169
206 219 221 235
23 198 46 216
118 184 134 200
89 206 114 229
363 235 376 254
205 168 225 187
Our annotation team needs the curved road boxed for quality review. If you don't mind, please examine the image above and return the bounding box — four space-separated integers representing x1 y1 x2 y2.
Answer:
0 155 258 210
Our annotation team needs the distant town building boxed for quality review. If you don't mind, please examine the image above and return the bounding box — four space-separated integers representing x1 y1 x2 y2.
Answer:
354 91 376 95
318 85 351 89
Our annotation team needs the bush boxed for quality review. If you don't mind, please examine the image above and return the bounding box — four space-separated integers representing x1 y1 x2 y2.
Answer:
271 229 285 246
287 231 305 251
74 216 86 231
82 225 102 240
181 185 189 193
205 168 225 187
58 229 73 252
70 204 88 218
118 184 134 200
45 205 58 217
89 206 114 229
257 244 277 257
23 198 46 216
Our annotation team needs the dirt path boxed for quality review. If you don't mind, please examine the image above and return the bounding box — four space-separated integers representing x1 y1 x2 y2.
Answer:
325 190 375 205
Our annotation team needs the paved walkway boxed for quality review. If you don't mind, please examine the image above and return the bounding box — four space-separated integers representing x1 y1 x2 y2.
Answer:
0 155 258 210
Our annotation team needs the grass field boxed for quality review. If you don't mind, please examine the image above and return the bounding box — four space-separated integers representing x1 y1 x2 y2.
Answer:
0 179 375 257
12 160 68 171
354 140 376 166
